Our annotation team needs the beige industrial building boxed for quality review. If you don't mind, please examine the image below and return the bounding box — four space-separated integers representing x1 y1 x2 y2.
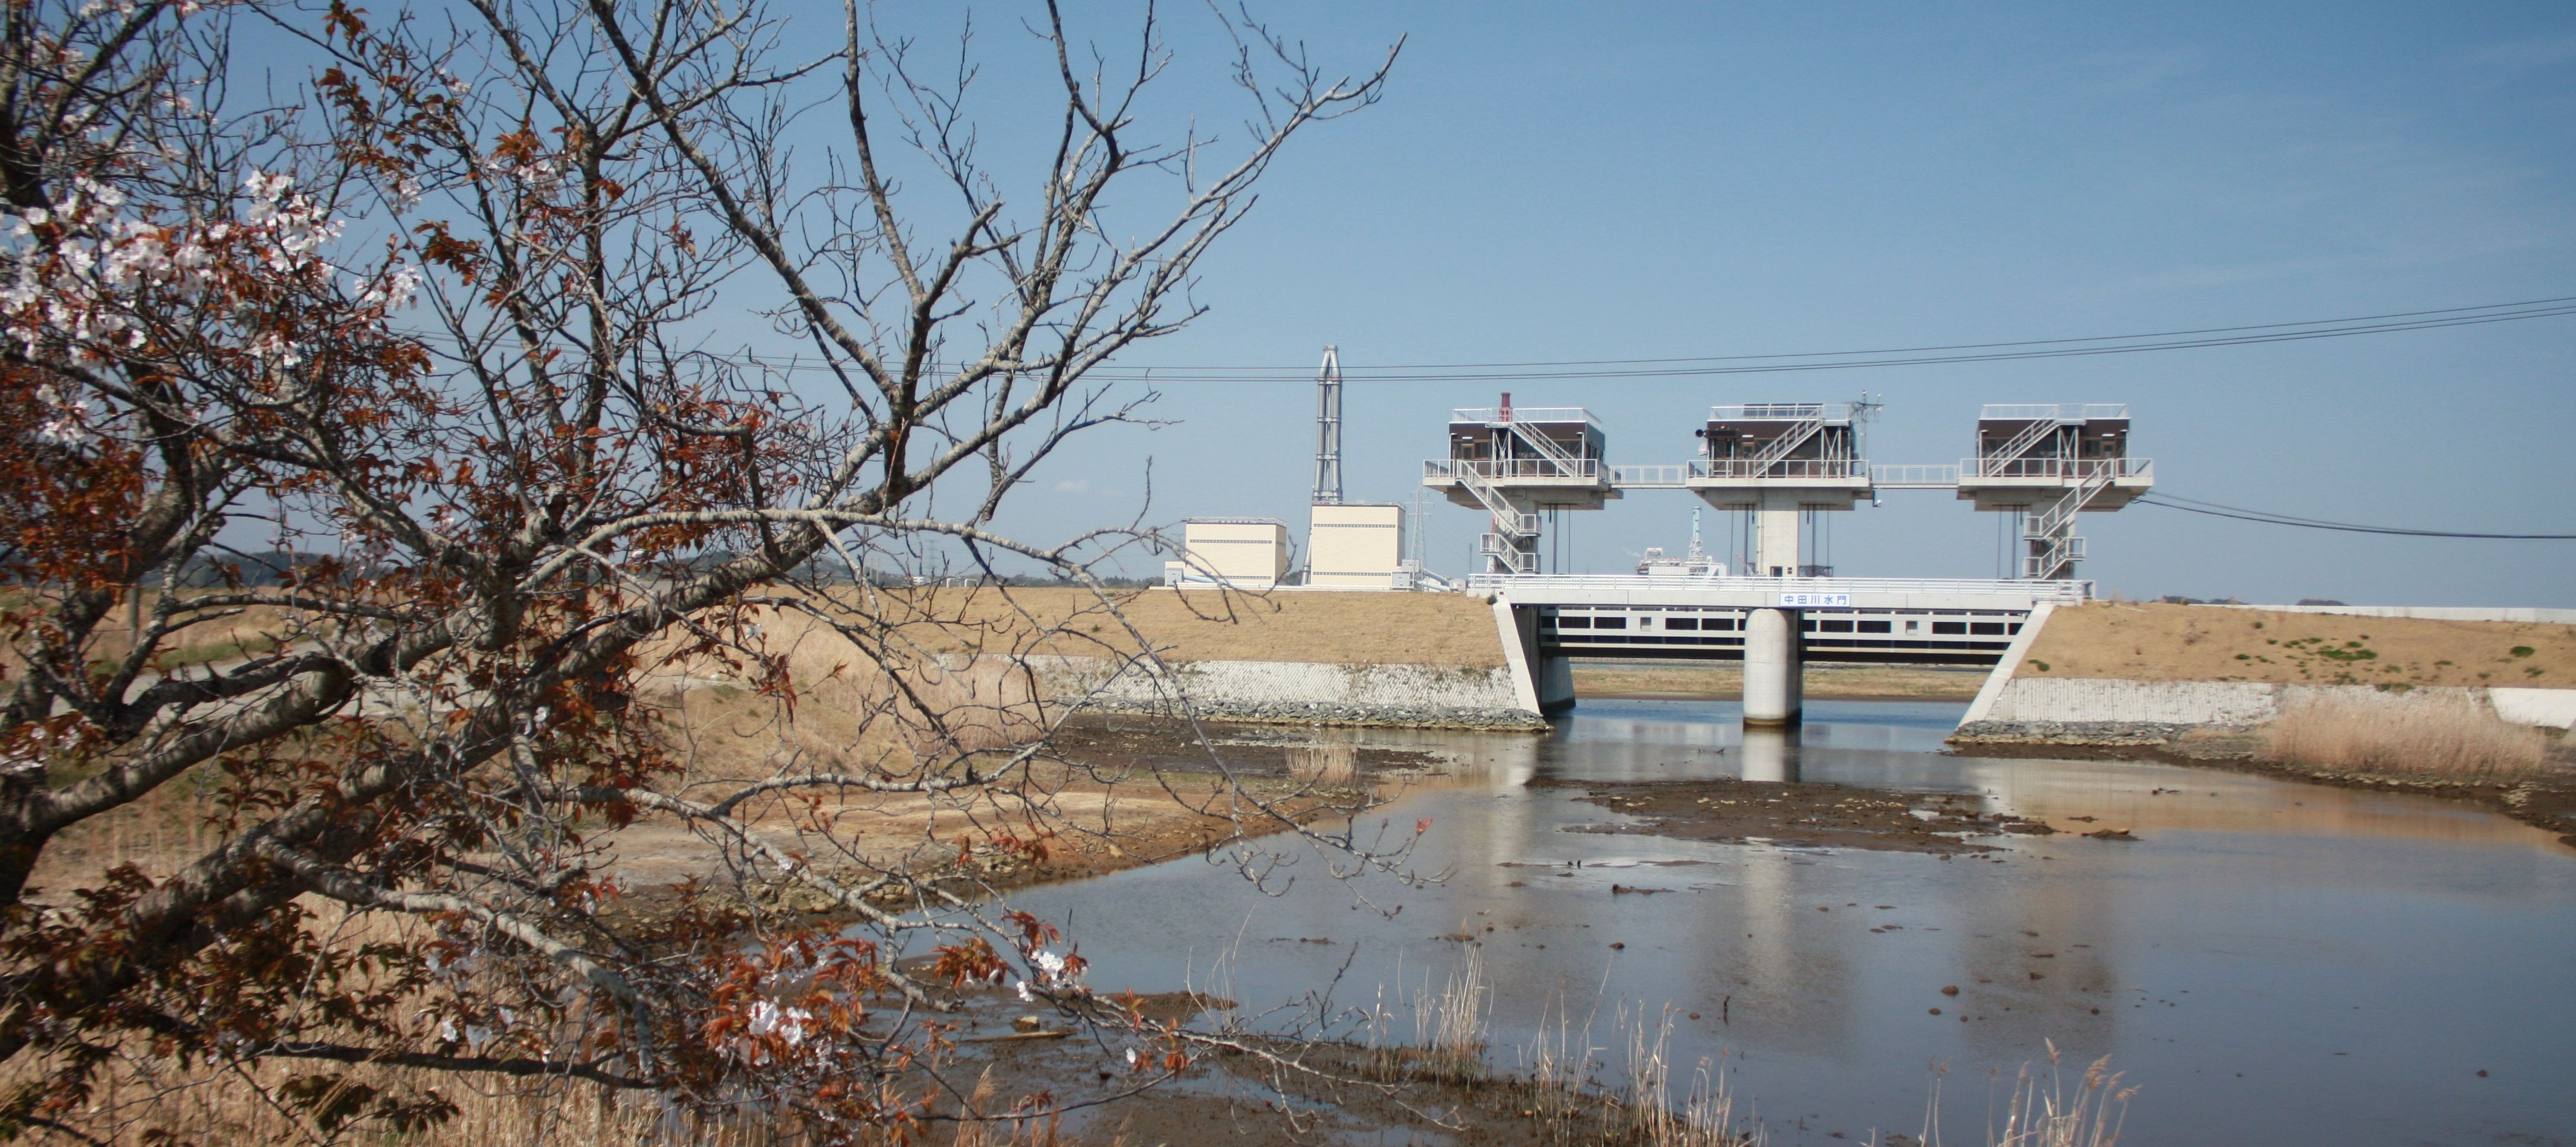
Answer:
1306 502 1405 588
1165 518 1292 588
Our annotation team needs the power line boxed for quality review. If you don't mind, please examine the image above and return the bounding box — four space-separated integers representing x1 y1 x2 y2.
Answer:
395 292 2576 382
1074 294 2576 371
576 294 2576 382
2137 495 2576 540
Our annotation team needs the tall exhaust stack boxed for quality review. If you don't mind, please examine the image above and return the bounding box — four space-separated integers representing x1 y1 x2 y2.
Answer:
1312 345 1342 505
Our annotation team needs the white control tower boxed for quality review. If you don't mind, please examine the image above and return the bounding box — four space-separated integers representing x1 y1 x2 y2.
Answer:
1685 402 1872 577
1955 404 2153 580
1423 395 1617 574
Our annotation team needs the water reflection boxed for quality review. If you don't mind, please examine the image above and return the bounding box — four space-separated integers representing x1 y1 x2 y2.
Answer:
997 700 2576 1146
1739 726 1799 782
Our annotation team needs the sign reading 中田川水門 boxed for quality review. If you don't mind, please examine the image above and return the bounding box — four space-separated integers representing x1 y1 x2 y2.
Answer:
1779 592 1851 608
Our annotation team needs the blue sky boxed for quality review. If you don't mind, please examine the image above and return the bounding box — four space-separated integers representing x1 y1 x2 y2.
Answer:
944 2 2576 605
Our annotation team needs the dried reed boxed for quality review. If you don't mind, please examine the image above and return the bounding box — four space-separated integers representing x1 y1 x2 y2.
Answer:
1613 1003 1756 1147
2266 691 2557 780
1985 1040 2134 1147
1509 993 1762 1146
1409 944 1491 1084
1285 739 1358 787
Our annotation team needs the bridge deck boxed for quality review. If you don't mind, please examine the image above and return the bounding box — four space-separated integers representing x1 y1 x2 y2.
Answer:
1475 574 2076 666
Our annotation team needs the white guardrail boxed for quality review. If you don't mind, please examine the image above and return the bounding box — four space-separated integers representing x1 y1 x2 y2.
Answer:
1609 463 1694 487
1960 457 2153 481
1450 406 1602 427
1697 458 1868 479
1440 457 2151 487
1463 573 2094 603
1708 403 1854 421
1976 403 2129 421
1869 463 1961 488
1425 457 1605 481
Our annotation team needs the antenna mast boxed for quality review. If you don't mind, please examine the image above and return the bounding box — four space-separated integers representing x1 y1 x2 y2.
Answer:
1312 345 1343 505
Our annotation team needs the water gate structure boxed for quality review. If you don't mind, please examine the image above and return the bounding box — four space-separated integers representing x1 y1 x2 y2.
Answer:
1420 397 2153 726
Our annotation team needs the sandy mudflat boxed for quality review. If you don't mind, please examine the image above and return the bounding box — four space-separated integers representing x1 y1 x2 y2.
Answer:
1573 661 1987 700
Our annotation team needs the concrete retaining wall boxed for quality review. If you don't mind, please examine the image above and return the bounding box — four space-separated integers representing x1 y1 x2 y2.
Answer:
1041 656 1545 730
1957 600 2576 744
2493 687 2576 730
1977 678 2287 726
1955 677 2574 745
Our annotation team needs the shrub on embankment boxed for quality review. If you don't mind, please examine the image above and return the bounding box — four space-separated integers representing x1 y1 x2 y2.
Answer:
2266 691 2561 780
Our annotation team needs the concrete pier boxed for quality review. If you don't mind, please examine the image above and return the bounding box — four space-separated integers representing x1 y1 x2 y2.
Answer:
1742 608 1804 727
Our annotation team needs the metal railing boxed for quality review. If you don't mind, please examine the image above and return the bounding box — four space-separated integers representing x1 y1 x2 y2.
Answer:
1504 418 1584 471
1869 463 1960 488
1984 412 2069 464
1446 469 1541 535
1960 456 2152 481
2021 536 2088 579
2018 458 2115 579
1451 406 1601 427
1477 535 1539 574
2023 466 2112 541
1694 457 1868 480
1708 403 1853 422
1425 457 1604 482
1464 572 2094 602
1977 403 2129 422
1610 463 1695 487
1743 415 1827 470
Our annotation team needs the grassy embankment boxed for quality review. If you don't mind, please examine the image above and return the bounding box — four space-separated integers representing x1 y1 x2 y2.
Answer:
30 588 1501 918
2015 602 2576 688
844 585 1507 667
2006 603 2576 840
519 586 1510 905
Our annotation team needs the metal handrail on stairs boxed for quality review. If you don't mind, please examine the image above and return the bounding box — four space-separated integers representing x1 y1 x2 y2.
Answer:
1743 414 1826 474
2020 461 2115 579
1984 412 2069 467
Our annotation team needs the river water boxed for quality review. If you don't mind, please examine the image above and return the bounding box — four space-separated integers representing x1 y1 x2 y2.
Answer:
1002 699 2576 1145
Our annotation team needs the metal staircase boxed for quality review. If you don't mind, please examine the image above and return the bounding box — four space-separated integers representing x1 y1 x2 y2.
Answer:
2021 460 2114 579
1501 419 1583 478
1743 411 1826 475
1984 413 2069 474
1456 463 1542 574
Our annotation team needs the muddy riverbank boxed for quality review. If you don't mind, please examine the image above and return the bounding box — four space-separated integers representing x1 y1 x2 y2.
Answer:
597 715 1457 923
888 982 1761 1146
1575 661 1987 702
1538 775 2056 853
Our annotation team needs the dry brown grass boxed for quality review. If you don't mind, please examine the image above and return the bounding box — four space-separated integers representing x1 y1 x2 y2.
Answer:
873 586 1506 668
11 1056 1068 1146
2023 603 2576 688
2266 691 2562 780
0 588 295 680
645 651 1046 783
